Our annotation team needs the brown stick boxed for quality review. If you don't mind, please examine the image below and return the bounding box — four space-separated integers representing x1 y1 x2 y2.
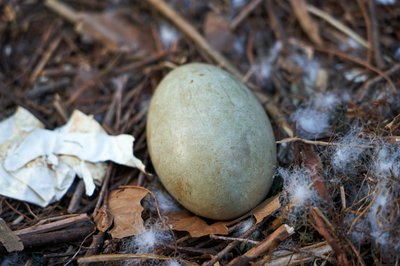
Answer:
78 253 196 265
81 231 105 266
302 145 329 200
24 225 93 248
289 0 322 46
45 0 80 23
314 46 395 91
29 35 62 84
266 241 334 266
202 223 259 266
68 180 86 213
359 63 400 100
209 234 259 245
94 164 113 211
277 137 373 148
226 224 294 266
65 56 120 106
164 243 216 256
306 4 368 48
367 0 385 68
53 93 69 122
0 223 94 254
230 0 263 30
266 0 287 44
26 22 60 75
114 50 169 74
345 238 366 266
27 77 70 98
14 213 90 236
311 208 350 266
357 0 373 63
385 113 400 131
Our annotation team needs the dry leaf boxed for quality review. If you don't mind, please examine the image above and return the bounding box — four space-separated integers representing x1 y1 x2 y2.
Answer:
107 182 280 238
155 184 280 237
93 206 113 232
108 186 149 239
150 184 229 237
166 211 229 238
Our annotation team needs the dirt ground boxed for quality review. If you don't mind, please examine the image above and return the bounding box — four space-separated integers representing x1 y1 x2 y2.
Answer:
0 0 399 265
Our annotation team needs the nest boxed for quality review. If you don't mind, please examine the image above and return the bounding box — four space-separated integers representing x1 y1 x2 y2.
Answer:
0 0 399 265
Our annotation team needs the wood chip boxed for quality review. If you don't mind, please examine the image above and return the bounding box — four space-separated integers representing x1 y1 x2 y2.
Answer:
252 194 281 224
0 218 24 252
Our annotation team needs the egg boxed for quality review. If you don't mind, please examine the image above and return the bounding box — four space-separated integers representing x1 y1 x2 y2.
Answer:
146 63 276 220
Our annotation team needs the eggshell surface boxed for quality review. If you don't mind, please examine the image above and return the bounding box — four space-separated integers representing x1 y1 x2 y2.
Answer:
147 63 276 220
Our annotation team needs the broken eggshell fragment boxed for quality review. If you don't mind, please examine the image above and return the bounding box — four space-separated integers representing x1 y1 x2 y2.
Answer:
146 63 276 220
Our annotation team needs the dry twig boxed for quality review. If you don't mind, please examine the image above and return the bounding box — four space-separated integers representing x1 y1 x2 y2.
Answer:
290 0 323 46
230 0 263 30
277 137 373 148
306 4 369 48
226 224 295 266
357 0 373 63
314 46 396 91
29 35 62 84
202 222 259 266
311 208 350 266
209 234 259 245
302 145 329 200
0 215 94 254
77 253 197 265
265 241 334 266
367 0 385 68
14 214 90 236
